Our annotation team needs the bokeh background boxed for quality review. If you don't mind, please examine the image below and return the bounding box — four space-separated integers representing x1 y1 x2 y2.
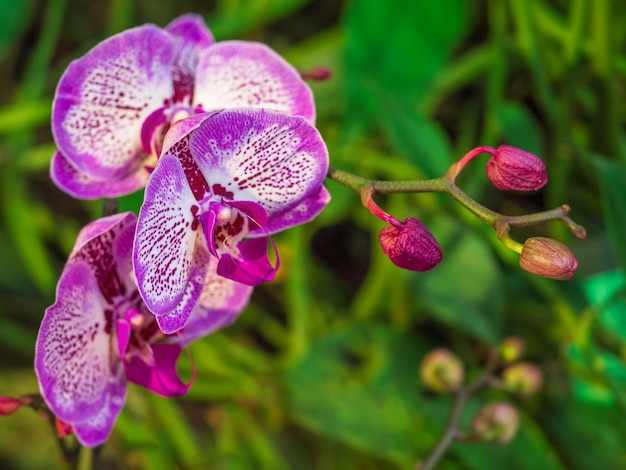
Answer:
1 0 625 468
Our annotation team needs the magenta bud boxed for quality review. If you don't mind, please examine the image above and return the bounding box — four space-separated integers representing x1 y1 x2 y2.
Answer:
519 237 578 280
471 403 520 444
0 396 21 416
486 145 547 191
379 218 442 271
300 66 332 81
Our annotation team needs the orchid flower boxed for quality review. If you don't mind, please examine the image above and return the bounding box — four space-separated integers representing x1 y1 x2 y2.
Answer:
133 108 329 333
35 212 252 446
51 14 315 199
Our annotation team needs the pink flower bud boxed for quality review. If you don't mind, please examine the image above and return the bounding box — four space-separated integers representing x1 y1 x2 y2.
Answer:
486 145 547 191
471 403 520 444
55 416 74 439
419 348 465 393
519 237 578 280
379 218 442 272
0 396 21 416
501 362 543 397
300 66 332 81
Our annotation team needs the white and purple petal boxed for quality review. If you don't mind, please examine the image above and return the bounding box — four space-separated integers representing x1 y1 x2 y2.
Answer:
72 388 126 447
154 244 211 334
188 109 329 230
134 155 199 315
35 261 126 435
255 185 331 236
165 14 214 105
193 41 315 122
52 25 175 182
51 151 151 199
174 257 253 345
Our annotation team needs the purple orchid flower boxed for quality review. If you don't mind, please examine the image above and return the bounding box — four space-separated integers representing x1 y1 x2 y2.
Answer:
35 212 252 446
51 14 315 199
133 108 329 333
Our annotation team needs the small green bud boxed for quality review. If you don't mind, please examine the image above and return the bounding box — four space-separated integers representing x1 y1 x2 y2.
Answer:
419 348 464 393
471 403 520 444
499 337 525 363
502 362 543 397
519 237 578 280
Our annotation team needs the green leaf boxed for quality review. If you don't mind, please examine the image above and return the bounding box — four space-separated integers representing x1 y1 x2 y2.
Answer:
284 325 447 466
494 102 544 156
453 413 565 470
541 400 626 469
379 98 453 178
414 217 505 343
344 0 468 176
583 269 626 343
0 0 34 59
595 157 626 272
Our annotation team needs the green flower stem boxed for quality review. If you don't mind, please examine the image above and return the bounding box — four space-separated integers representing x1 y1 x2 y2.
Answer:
418 352 500 470
326 166 587 241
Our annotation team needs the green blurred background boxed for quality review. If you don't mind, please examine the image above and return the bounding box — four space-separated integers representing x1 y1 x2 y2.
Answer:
1 0 625 468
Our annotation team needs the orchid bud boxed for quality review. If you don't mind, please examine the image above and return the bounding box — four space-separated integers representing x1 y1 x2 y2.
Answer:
501 362 543 397
471 403 520 444
300 66 332 81
486 145 547 191
419 348 464 393
379 218 442 272
519 237 578 280
0 396 21 416
499 337 525 363
55 416 74 439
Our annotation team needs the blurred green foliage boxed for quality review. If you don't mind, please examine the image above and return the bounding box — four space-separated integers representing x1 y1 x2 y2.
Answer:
1 0 625 468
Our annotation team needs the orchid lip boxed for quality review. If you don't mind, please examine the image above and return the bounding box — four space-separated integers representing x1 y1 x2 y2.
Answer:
194 197 279 286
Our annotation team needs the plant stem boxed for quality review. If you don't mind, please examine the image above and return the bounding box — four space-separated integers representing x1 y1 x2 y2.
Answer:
418 353 499 470
326 167 586 239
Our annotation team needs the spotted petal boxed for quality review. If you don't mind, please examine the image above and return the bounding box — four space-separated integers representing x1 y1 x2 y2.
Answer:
174 257 253 345
51 151 151 199
188 109 329 230
154 244 211 334
35 261 126 443
256 185 331 236
134 154 198 315
193 41 315 122
52 25 175 182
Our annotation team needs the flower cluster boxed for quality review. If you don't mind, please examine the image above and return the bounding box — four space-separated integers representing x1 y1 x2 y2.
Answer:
37 14 330 446
27 10 585 454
